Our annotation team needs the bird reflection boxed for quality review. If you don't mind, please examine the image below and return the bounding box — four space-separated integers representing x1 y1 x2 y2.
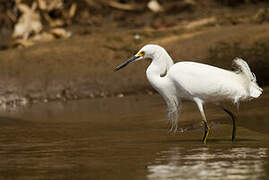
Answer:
147 146 267 180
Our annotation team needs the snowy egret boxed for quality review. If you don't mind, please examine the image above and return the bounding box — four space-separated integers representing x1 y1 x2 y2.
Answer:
114 44 263 143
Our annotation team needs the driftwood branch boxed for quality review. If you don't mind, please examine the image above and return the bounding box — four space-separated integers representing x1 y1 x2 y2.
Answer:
108 1 137 11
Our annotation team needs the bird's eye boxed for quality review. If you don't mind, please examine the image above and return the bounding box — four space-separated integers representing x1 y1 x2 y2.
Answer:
138 51 145 57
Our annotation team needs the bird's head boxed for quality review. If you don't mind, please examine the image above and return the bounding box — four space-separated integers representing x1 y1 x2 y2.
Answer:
114 44 163 71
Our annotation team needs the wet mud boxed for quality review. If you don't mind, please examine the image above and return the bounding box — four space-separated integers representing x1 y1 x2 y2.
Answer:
0 23 269 106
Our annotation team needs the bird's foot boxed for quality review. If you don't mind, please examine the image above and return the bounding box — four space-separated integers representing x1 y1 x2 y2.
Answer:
202 125 210 144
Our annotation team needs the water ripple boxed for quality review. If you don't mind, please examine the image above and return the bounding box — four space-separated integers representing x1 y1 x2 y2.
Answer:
147 147 267 180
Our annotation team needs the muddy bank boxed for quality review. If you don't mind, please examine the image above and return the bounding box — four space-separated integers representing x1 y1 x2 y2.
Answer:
0 23 269 106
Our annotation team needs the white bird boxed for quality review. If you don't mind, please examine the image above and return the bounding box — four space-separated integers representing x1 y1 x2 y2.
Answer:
114 44 263 143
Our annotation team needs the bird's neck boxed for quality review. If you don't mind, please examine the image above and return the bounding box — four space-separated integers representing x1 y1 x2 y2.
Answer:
146 54 179 130
148 50 174 77
146 51 174 97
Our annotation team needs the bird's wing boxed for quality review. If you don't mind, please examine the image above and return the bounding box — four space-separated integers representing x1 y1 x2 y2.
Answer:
167 61 244 101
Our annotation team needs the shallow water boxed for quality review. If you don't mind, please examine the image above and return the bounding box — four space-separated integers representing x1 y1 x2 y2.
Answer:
0 88 268 180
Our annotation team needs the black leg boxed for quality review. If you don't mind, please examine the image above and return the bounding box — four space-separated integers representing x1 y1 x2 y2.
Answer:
202 121 209 144
220 106 236 141
195 100 210 144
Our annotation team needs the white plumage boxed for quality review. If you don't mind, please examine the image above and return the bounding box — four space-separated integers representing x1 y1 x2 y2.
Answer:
114 44 262 143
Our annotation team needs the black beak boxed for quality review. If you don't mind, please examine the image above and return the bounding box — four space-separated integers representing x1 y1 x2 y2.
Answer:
114 56 139 72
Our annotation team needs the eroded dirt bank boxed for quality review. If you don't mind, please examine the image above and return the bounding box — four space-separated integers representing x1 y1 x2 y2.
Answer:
0 23 269 106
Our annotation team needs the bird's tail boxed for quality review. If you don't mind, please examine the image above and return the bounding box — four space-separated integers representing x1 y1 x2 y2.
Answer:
233 58 263 98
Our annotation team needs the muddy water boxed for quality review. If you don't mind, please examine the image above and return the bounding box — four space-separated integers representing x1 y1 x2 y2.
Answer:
0 88 268 180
